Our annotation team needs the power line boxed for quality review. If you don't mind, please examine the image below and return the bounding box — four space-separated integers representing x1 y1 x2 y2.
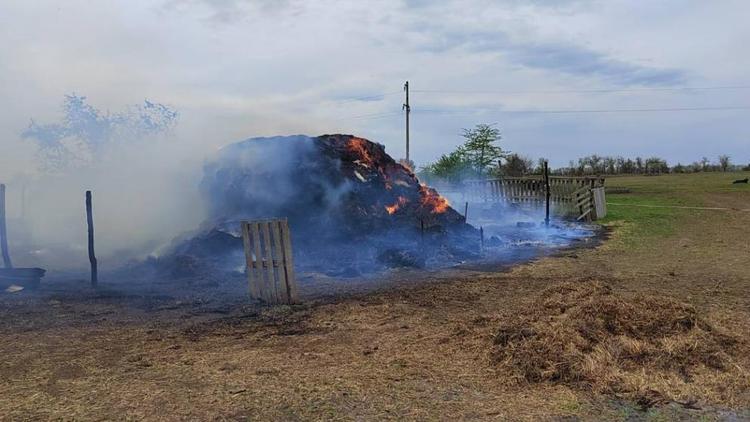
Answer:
331 91 402 104
414 105 750 115
340 105 750 121
411 85 750 95
330 84 750 107
339 111 402 120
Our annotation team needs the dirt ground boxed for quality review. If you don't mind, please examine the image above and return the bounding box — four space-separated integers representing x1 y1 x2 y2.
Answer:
1 174 749 421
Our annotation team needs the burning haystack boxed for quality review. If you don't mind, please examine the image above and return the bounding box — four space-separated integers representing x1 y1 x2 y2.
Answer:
167 134 478 276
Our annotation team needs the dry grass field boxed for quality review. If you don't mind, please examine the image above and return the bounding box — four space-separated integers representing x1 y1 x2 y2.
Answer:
1 172 749 420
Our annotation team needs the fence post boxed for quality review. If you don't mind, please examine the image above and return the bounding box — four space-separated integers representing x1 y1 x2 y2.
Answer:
479 226 484 254
0 184 12 269
544 161 550 227
86 191 98 287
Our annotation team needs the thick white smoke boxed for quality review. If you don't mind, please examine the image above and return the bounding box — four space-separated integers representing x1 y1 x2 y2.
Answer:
1 96 208 270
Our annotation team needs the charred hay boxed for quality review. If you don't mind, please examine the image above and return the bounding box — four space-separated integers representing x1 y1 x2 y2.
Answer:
491 281 747 407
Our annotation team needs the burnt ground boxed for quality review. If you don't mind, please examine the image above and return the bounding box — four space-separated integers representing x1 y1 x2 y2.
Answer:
1 174 749 420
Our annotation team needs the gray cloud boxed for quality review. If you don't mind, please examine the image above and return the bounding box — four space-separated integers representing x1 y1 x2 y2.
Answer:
166 0 685 86
413 27 685 86
402 0 593 10
163 0 301 24
508 41 686 86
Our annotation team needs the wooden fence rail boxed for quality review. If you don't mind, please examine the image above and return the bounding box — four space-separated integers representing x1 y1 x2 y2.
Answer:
241 219 298 304
436 176 606 221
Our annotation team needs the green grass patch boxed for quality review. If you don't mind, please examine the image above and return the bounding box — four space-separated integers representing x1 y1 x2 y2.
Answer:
596 171 750 246
605 171 750 196
599 195 687 247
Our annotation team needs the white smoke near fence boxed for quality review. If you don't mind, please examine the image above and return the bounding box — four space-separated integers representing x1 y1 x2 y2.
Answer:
438 187 595 253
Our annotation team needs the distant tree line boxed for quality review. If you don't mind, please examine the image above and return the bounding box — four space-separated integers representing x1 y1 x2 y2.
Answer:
418 123 750 182
557 154 749 176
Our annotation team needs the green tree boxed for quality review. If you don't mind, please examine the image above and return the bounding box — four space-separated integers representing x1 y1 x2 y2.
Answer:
421 123 506 182
460 124 505 176
420 147 471 182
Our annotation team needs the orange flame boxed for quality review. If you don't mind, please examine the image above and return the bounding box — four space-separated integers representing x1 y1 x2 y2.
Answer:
385 196 409 214
419 183 450 214
347 137 373 166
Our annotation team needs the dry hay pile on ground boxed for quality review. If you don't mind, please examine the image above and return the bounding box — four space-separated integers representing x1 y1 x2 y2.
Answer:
492 281 748 407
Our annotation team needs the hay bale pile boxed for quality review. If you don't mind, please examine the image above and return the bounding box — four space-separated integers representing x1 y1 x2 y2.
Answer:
492 281 747 406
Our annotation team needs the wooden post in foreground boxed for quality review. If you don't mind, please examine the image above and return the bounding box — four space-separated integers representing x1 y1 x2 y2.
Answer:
85 191 98 287
464 201 469 222
479 226 484 255
0 184 12 268
418 218 425 253
544 161 551 227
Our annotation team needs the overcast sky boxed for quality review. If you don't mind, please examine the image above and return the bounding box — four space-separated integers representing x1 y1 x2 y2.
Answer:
1 0 749 170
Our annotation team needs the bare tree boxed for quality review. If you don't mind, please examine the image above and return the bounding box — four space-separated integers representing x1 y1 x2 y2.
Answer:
718 155 731 172
701 157 710 171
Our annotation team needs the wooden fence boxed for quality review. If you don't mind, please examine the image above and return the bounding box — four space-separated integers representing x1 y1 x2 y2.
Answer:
241 219 299 304
440 176 606 221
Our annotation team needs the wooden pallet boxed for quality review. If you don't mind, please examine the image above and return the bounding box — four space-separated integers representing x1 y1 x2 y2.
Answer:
240 219 298 305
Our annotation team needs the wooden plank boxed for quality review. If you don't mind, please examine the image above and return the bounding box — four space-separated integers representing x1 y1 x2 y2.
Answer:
571 185 589 197
241 222 260 299
577 208 592 221
260 221 278 303
250 222 268 302
592 187 607 219
270 220 289 303
279 219 298 303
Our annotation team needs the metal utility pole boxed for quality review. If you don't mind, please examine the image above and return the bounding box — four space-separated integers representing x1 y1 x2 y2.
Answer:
21 184 26 222
403 81 411 163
